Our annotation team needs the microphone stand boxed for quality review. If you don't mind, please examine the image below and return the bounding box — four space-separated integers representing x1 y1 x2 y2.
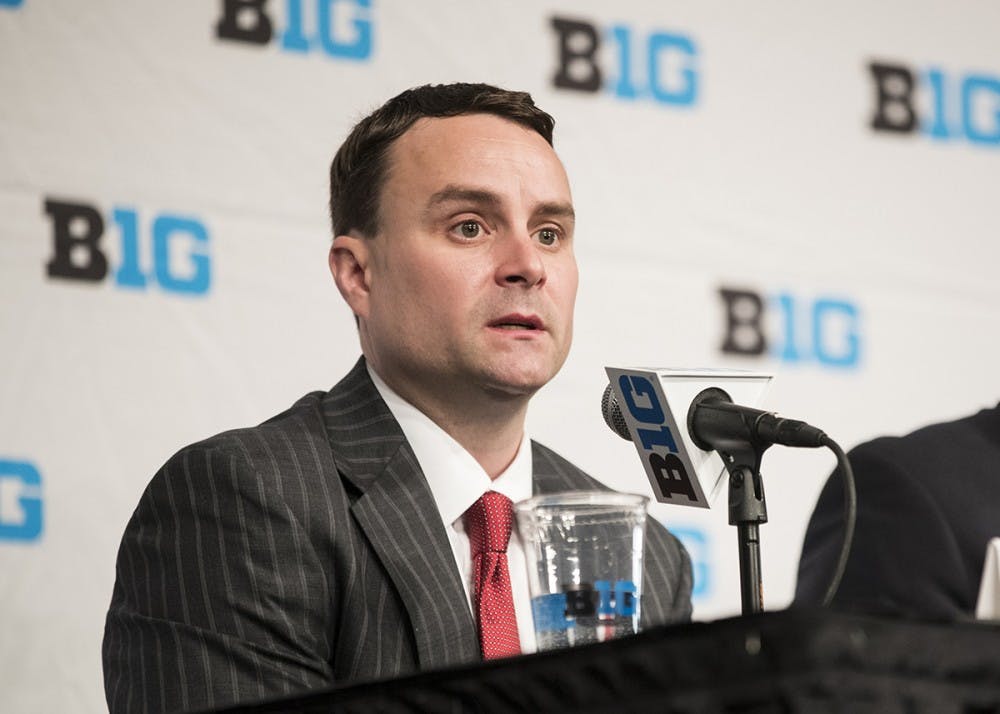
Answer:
684 387 771 615
682 388 856 613
606 382 821 615
718 438 769 615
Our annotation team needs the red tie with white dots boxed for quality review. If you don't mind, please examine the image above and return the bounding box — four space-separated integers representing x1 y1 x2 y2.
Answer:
463 491 522 659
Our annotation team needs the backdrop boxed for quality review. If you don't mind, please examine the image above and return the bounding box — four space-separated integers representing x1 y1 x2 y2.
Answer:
3 2 999 711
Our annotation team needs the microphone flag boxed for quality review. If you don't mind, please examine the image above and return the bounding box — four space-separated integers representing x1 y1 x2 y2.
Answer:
604 367 772 509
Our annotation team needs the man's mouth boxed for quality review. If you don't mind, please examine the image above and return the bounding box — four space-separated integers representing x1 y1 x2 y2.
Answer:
488 314 544 331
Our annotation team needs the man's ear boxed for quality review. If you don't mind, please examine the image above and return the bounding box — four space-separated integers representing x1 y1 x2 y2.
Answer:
329 234 372 319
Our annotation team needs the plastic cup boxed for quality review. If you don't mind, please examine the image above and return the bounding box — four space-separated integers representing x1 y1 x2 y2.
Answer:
514 491 648 651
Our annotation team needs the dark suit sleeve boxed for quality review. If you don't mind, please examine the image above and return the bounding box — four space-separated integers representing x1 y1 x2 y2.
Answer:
102 440 335 714
795 442 968 620
643 517 694 625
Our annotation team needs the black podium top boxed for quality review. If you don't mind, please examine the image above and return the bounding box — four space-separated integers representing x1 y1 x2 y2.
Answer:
212 608 1000 713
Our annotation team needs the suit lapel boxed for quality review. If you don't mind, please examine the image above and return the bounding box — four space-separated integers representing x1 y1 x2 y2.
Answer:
350 449 480 669
321 359 479 670
531 440 602 495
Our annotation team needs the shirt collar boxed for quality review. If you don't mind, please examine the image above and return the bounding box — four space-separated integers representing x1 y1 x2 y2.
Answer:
367 365 533 525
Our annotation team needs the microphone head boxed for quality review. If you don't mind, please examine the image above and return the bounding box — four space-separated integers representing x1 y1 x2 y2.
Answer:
601 383 631 440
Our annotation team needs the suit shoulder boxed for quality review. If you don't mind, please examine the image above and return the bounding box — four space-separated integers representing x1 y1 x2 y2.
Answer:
848 405 1000 492
155 391 330 481
854 405 998 456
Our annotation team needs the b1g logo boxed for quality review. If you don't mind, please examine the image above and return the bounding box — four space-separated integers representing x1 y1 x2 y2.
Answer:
671 526 710 600
869 60 1000 146
0 460 43 542
216 0 373 61
44 198 212 296
719 287 861 368
616 374 698 502
0 0 24 8
550 16 698 107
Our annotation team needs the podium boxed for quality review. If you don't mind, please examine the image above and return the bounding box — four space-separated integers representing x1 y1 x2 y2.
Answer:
215 609 1000 713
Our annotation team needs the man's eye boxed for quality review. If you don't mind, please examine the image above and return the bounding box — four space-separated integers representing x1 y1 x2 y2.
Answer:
459 221 481 238
537 229 558 246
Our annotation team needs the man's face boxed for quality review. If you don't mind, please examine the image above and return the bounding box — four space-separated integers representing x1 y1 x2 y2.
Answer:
351 113 578 406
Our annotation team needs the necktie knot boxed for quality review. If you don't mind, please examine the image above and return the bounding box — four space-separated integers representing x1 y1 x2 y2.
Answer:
464 491 514 557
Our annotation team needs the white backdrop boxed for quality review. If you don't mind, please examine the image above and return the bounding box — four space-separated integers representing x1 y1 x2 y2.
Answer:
3 1 1000 711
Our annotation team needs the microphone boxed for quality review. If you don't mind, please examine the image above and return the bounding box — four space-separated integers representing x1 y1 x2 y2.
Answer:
683 387 827 452
603 367 855 612
601 368 828 508
601 367 773 508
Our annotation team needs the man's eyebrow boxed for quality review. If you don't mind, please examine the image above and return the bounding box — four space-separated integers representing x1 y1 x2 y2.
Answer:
425 186 575 222
426 186 502 210
534 202 576 222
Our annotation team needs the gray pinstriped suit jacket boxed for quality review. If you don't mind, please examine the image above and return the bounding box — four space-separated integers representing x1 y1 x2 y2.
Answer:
102 358 692 714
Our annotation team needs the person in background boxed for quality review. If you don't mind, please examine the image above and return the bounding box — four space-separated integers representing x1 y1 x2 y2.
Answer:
796 404 1000 619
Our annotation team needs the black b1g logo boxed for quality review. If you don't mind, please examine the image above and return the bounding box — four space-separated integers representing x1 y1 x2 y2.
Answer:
44 198 211 296
618 375 697 503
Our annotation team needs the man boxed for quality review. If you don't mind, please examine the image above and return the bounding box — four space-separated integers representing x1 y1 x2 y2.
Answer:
103 83 693 714
796 404 1000 620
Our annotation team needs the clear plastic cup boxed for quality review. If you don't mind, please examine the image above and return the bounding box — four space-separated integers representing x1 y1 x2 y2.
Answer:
514 491 648 651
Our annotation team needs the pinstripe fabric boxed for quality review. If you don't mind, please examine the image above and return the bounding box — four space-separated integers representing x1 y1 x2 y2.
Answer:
103 358 692 713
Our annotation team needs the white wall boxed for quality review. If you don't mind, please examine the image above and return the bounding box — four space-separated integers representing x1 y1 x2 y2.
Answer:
2 1 999 710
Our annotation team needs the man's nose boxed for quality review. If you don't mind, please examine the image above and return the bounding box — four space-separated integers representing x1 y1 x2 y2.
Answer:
494 231 546 287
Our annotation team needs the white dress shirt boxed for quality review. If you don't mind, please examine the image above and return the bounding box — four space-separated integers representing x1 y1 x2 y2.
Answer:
367 366 537 653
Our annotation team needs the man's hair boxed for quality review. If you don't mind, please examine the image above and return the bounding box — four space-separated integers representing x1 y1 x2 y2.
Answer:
329 83 555 238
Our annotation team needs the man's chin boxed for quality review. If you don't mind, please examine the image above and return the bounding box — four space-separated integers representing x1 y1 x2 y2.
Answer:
480 382 542 402
476 367 554 400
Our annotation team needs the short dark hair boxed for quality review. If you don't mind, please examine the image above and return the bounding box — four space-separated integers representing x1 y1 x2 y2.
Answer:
329 83 555 238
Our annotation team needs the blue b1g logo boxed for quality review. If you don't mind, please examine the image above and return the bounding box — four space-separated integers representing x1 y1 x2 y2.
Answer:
550 16 698 106
617 374 700 504
0 460 43 542
0 0 24 8
216 0 373 61
44 198 212 296
870 60 1000 146
719 287 862 368
671 526 710 600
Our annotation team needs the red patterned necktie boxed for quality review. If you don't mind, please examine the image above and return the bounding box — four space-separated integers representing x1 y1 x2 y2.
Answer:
463 491 522 659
